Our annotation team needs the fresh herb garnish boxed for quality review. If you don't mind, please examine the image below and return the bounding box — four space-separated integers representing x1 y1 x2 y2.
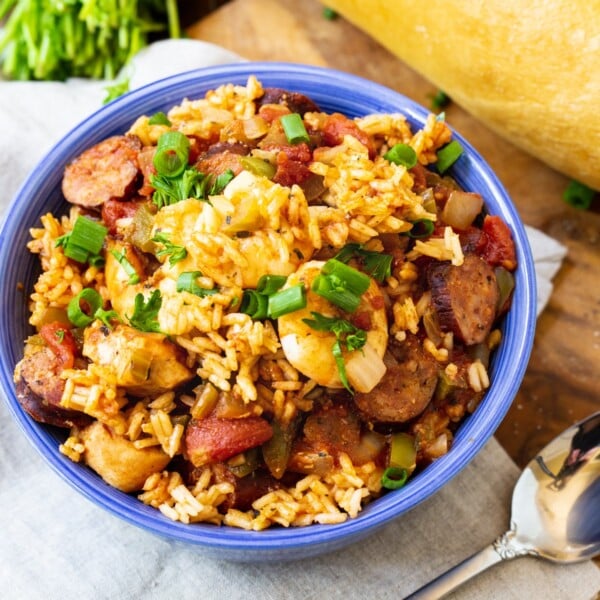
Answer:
110 248 140 285
151 167 234 209
176 272 218 297
152 232 187 265
302 311 367 393
127 290 162 333
334 243 393 282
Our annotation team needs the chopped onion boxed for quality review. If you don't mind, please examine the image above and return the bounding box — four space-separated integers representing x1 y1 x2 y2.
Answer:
345 341 387 393
441 190 483 230
242 115 269 140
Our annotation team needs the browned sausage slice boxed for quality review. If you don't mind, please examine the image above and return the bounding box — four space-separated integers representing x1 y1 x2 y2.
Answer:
16 378 92 429
62 135 142 207
354 335 439 423
428 254 499 345
256 88 320 115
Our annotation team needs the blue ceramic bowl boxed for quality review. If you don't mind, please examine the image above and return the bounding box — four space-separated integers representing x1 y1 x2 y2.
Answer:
0 63 536 561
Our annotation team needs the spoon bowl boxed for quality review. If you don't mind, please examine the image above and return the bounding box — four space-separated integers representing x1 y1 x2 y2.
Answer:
407 411 600 599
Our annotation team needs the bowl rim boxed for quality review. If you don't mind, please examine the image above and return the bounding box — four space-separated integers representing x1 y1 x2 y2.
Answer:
0 61 537 556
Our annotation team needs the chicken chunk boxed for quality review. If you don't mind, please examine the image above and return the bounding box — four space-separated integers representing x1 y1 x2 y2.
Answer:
83 322 193 396
80 421 170 492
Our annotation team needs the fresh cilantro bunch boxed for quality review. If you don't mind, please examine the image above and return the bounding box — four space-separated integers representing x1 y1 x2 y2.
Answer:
0 0 180 81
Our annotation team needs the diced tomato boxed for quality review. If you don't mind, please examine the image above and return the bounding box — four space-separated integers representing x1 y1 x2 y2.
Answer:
183 416 273 467
351 310 372 330
39 322 78 369
262 142 313 186
101 199 143 235
477 215 517 271
321 113 375 158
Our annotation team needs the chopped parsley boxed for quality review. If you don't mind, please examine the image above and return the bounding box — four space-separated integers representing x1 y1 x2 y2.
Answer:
151 167 235 209
302 312 367 393
152 232 188 265
127 290 162 333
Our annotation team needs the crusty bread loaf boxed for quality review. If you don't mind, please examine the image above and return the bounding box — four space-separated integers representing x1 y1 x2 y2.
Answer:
322 0 600 190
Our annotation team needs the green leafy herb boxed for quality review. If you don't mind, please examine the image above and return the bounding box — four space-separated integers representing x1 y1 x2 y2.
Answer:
176 272 218 298
0 0 181 81
334 243 393 282
94 308 122 329
152 232 187 265
151 167 234 209
110 248 140 285
127 290 162 333
302 312 367 393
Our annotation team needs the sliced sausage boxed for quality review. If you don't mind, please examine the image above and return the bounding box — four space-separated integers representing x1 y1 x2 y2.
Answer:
183 416 273 467
15 378 91 429
428 253 499 345
196 142 250 177
62 135 142 208
18 345 66 406
256 87 320 115
354 335 439 423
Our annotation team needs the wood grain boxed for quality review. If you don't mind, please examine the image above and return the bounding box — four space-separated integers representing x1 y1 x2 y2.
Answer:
188 0 600 468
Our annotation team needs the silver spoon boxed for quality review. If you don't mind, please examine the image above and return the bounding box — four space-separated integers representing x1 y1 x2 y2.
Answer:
406 411 600 599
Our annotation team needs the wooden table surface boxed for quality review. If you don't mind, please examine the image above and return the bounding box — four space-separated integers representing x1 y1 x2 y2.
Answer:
187 0 600 470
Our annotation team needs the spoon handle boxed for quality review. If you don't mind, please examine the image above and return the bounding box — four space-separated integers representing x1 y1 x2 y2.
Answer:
404 530 528 599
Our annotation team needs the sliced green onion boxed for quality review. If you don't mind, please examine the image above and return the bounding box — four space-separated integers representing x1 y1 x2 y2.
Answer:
176 271 218 297
240 156 277 179
127 290 162 333
436 140 464 173
311 274 361 313
256 274 287 295
280 113 310 145
268 283 307 319
384 143 417 168
153 131 190 178
67 288 103 327
322 259 371 295
148 111 171 126
381 467 408 490
407 219 435 239
563 180 596 210
110 249 140 285
240 290 269 320
57 216 107 264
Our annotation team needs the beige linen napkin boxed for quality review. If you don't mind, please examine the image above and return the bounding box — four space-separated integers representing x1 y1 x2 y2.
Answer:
0 39 596 600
